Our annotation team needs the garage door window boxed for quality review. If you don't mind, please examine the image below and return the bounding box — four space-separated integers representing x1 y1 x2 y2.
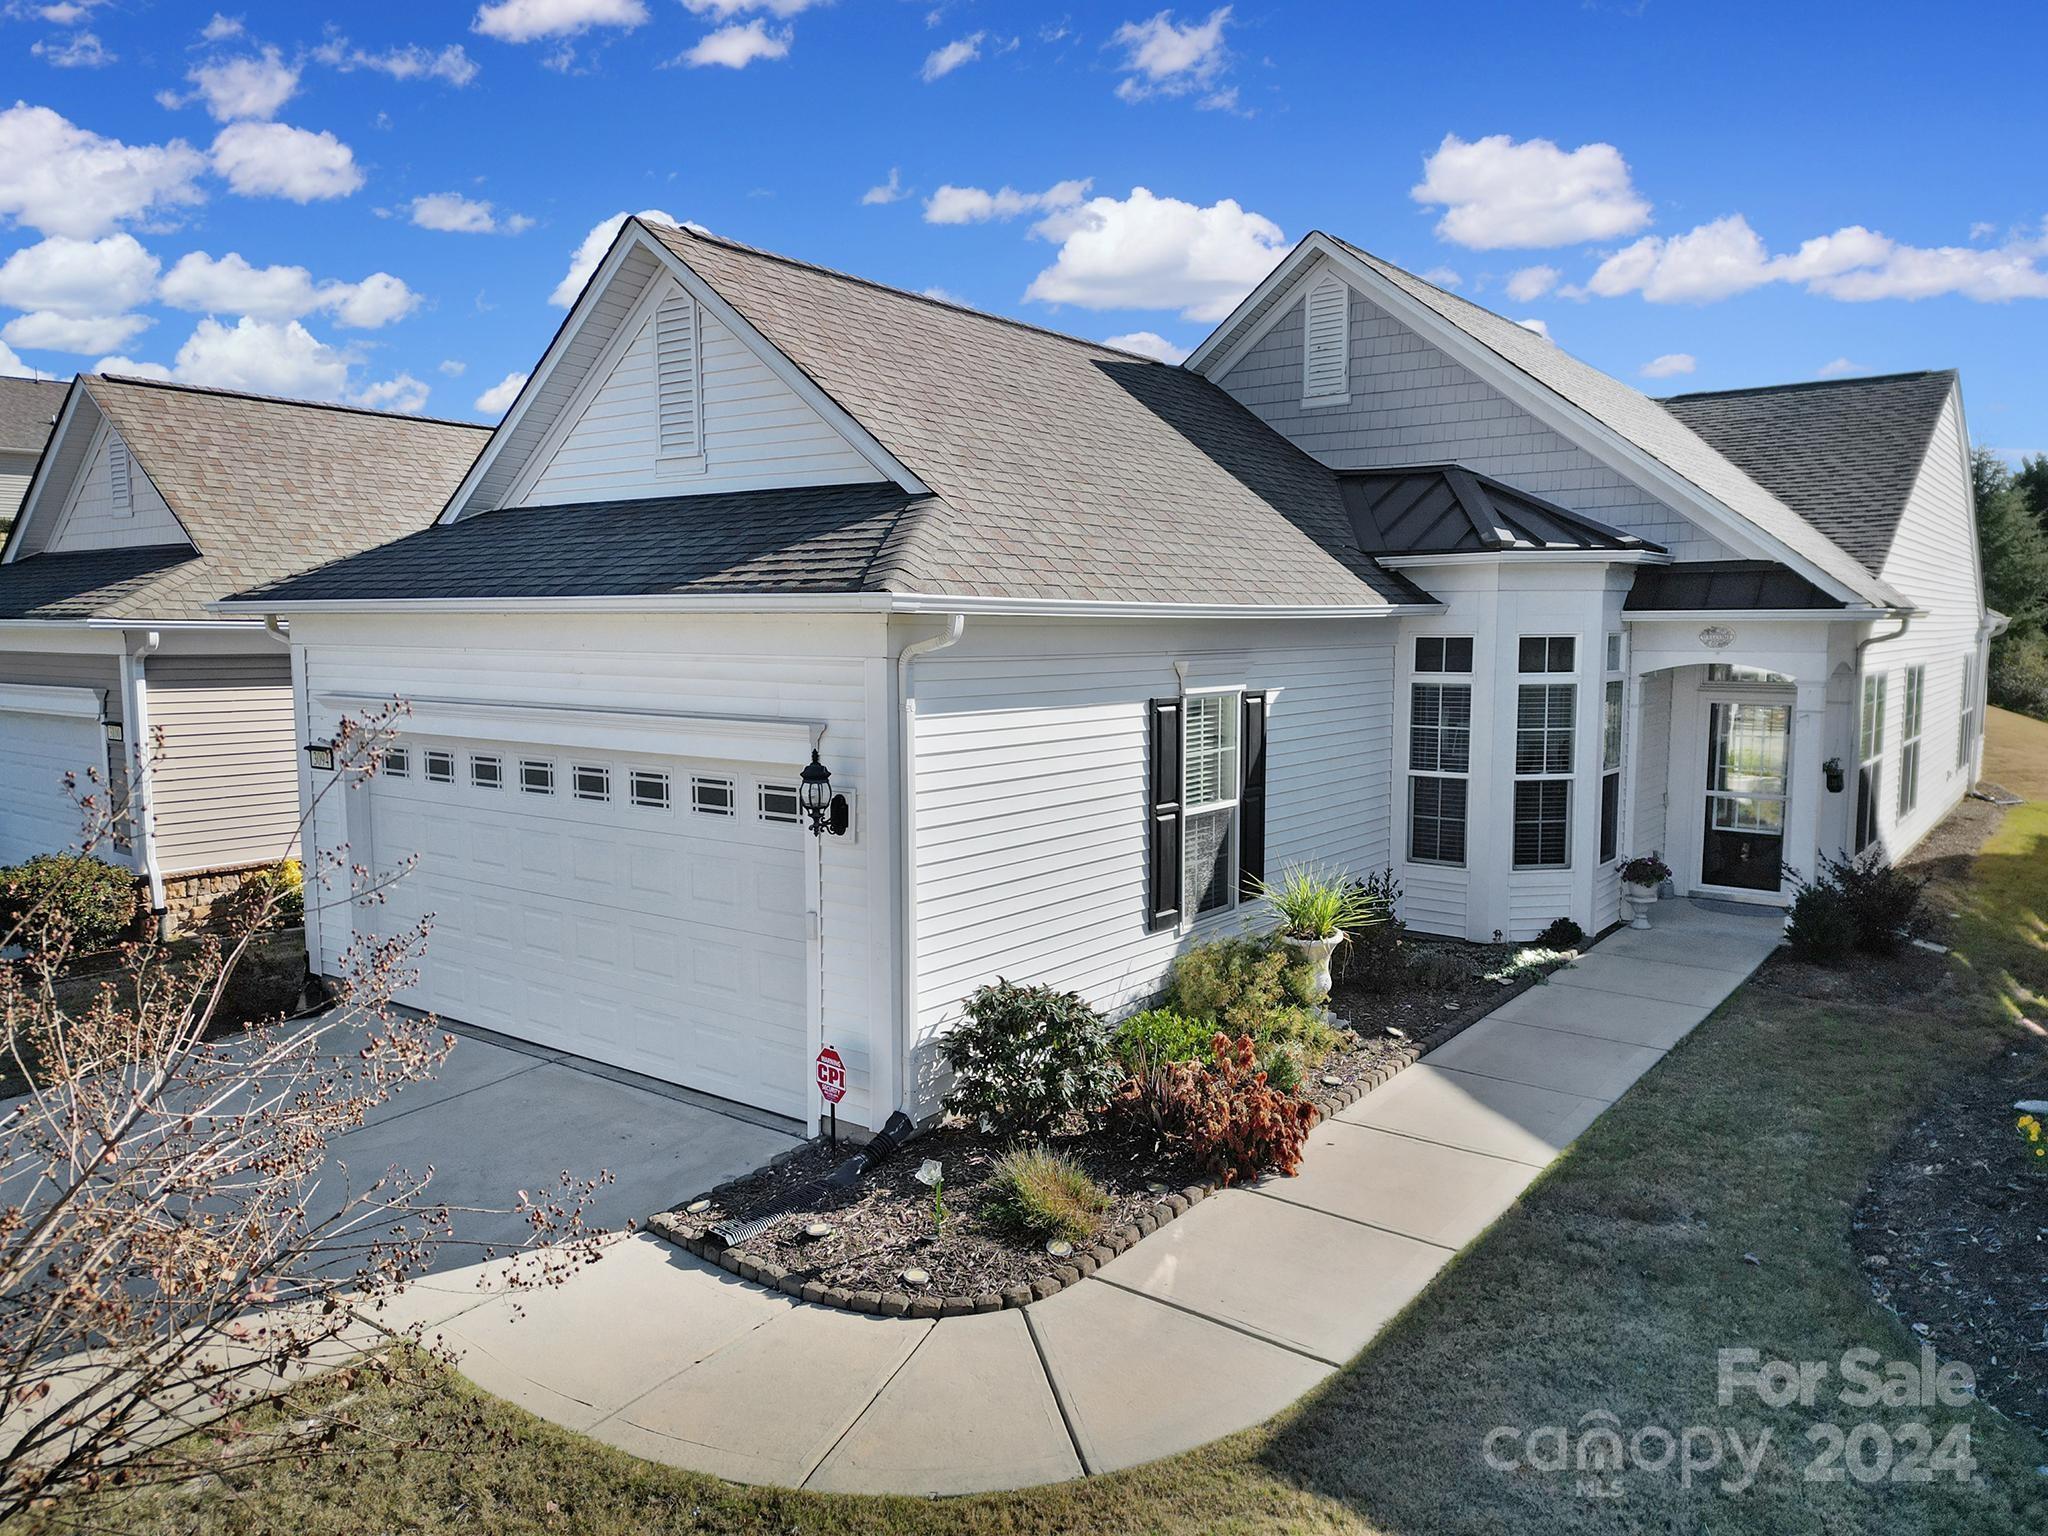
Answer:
424 749 453 783
520 759 553 794
385 746 409 778
632 770 672 810
759 783 800 824
573 765 610 802
471 755 503 790
691 776 735 815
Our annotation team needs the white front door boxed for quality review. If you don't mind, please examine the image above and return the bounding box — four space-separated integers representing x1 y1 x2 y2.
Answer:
366 737 810 1117
1699 696 1792 894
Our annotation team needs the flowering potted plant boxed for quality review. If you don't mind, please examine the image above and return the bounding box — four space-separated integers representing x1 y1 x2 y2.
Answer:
1254 864 1385 1000
1618 854 1672 903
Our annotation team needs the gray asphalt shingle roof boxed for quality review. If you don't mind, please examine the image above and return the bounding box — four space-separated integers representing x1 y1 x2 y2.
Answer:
0 375 66 455
0 375 489 622
1657 371 1955 575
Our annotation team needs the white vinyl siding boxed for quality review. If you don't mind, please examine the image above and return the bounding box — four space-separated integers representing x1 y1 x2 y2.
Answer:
44 423 186 553
1216 278 1730 559
910 618 1394 1068
654 294 703 462
144 653 300 876
1302 274 1349 404
0 449 38 531
524 275 885 505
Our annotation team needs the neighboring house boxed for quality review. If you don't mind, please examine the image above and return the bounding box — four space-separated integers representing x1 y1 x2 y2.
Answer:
228 220 1992 1132
0 375 488 929
0 375 68 545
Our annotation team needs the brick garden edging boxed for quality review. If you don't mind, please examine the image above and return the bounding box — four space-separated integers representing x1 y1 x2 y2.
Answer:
644 979 1526 1318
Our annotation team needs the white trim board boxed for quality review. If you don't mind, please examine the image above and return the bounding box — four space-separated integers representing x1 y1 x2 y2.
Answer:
316 690 825 763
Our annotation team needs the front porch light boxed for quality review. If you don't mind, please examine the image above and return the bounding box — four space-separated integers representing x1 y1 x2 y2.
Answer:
800 749 849 836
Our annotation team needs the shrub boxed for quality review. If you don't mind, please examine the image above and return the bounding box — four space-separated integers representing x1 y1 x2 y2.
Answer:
1253 863 1386 941
1484 947 1577 986
982 1146 1110 1246
1111 1008 1213 1069
1258 1040 1304 1095
1333 868 1406 991
943 980 1121 1133
1535 916 1586 951
1260 1004 1347 1064
1787 851 1929 958
1165 935 1314 1036
225 859 305 934
1785 881 1857 962
0 854 138 954
1165 1033 1316 1184
1990 632 2048 722
1406 947 1472 993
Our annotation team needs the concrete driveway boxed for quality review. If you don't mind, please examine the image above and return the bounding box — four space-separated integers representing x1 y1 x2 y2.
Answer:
316 1018 802 1276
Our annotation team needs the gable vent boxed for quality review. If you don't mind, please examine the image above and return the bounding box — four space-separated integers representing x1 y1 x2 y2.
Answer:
655 293 703 460
1302 273 1350 404
107 434 133 516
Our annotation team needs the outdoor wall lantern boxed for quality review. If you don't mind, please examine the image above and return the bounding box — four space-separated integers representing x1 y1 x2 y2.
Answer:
800 749 850 837
1823 757 1845 793
303 739 337 772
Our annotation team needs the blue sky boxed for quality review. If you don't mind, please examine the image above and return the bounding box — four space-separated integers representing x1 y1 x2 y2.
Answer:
2 0 2043 457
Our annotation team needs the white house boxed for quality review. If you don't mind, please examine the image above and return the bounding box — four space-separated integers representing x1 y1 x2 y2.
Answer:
226 220 1993 1134
0 375 487 930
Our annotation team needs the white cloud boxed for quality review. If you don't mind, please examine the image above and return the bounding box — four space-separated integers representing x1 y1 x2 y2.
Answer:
1516 317 1552 340
32 31 114 67
924 178 1090 225
167 316 353 398
1639 352 1696 379
409 191 532 234
472 0 647 42
90 355 174 382
1583 214 2048 305
0 105 207 238
0 340 38 378
210 122 365 202
186 47 301 122
1419 265 1462 290
437 358 466 376
861 167 907 206
1815 357 1865 379
1412 133 1651 250
475 369 527 414
352 372 430 413
0 233 158 316
1111 6 1229 102
921 31 982 80
200 13 243 41
313 39 481 86
2 310 148 353
549 208 676 305
920 285 968 305
683 19 791 66
681 0 825 12
1103 329 1188 364
1504 264 1560 302
1022 185 1287 322
158 251 419 328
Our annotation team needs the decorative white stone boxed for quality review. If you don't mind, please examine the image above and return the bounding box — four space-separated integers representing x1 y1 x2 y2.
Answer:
685 1199 711 1215
901 1268 930 1288
1045 1239 1073 1259
803 1221 834 1240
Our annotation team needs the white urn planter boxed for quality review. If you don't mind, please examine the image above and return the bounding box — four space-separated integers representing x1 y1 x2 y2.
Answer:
1283 932 1346 1001
1622 881 1660 931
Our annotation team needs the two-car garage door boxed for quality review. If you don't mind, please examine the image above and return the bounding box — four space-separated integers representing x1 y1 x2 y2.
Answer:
365 735 810 1119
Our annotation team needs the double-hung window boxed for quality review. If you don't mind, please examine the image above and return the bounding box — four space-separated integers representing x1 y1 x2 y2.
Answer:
1408 637 1472 865
1513 636 1576 868
1897 665 1924 818
1957 654 1978 771
1599 641 1624 863
1855 674 1886 853
1181 692 1241 918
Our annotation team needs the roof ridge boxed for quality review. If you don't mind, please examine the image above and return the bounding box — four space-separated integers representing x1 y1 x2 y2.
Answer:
1656 369 1954 404
86 372 493 433
637 219 1176 366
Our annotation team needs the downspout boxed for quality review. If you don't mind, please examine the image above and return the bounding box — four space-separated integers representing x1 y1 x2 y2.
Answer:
262 614 289 647
117 629 167 938
895 614 965 1122
1853 612 1912 667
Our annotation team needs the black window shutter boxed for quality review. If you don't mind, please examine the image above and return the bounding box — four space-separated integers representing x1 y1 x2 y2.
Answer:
1147 697 1183 930
1239 691 1268 901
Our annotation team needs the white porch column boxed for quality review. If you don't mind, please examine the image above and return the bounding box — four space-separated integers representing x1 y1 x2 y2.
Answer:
1784 677 1828 888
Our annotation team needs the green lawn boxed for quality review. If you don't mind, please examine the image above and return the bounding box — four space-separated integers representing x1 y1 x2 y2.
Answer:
44 713 2048 1534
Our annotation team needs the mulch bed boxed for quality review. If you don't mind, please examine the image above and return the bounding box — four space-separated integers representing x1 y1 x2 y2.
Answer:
1853 1031 2048 1435
653 931 1574 1314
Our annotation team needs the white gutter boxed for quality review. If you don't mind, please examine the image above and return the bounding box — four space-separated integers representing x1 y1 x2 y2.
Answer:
116 628 166 934
1626 607 1913 624
893 614 965 1121
218 594 1444 620
0 618 262 633
1375 550 1673 569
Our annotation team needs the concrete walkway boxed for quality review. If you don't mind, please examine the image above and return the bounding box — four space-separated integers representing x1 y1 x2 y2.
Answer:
384 899 1782 1496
